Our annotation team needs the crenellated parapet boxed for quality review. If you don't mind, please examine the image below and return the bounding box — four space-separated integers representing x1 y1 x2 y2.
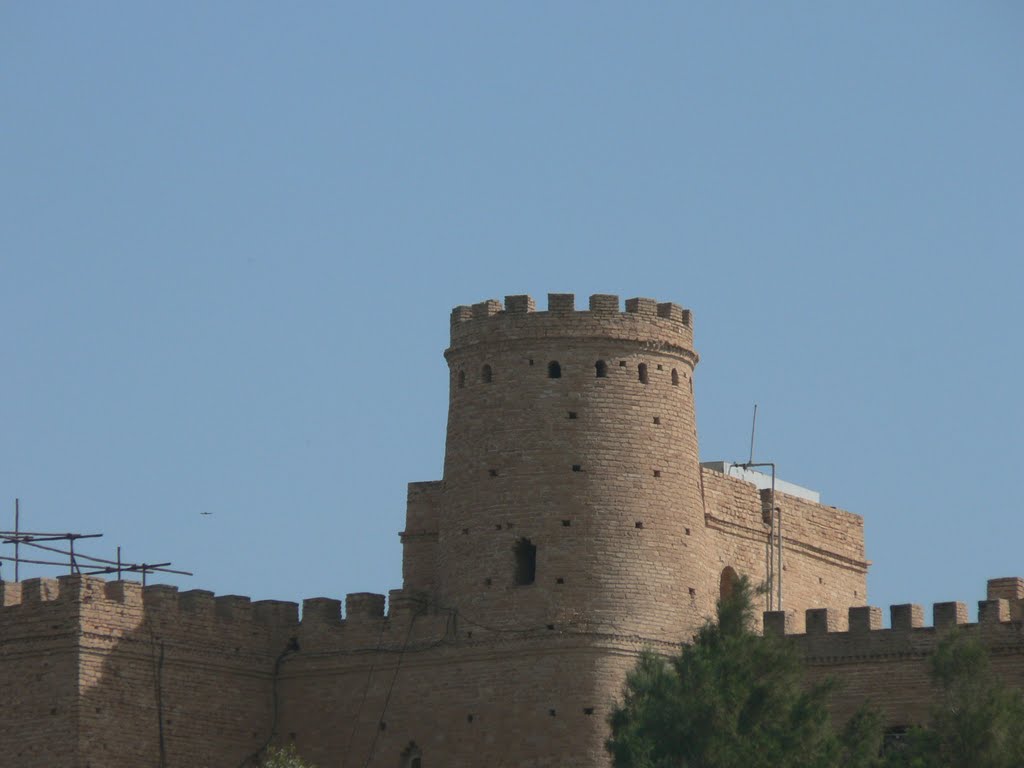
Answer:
447 293 696 362
763 578 1024 662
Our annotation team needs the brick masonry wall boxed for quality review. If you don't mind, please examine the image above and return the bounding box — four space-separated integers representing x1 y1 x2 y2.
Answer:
8 292 1020 768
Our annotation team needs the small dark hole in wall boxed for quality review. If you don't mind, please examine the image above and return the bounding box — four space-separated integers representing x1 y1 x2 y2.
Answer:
819 577 824 584
619 360 626 367
567 411 577 419
484 578 492 586
467 631 472 638
556 577 565 584
653 470 661 478
548 360 562 378
495 523 502 530
50 708 57 716
653 416 660 424
462 528 469 535
528 358 534 366
379 722 387 731
546 624 555 630
854 590 859 597
572 464 581 472
467 714 474 723
657 364 663 370
583 707 595 715
685 528 691 536
635 521 644 529
549 709 557 717
489 469 499 477
688 587 696 598
481 363 493 383
561 520 571 527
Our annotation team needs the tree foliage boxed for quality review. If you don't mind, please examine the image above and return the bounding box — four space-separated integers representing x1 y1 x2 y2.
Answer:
607 577 882 768
259 744 318 768
884 630 1024 768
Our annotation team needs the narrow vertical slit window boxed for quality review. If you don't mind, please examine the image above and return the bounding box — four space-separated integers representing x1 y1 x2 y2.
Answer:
548 361 562 379
638 363 649 384
481 364 493 383
514 538 537 585
671 368 679 386
595 360 608 378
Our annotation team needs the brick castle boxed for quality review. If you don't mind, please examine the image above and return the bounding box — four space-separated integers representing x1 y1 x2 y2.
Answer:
1 293 1021 767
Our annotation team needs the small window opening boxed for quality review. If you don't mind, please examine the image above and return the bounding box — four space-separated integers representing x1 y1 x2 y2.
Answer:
458 370 465 389
467 714 474 723
481 364 493 383
619 360 626 367
379 721 386 731
484 578 492 586
656 364 663 370
638 363 649 384
819 576 824 584
546 623 555 630
556 577 565 584
653 470 661 478
461 528 469 535
548 361 561 379
635 521 644 529
528 358 534 366
549 709 557 717
595 360 608 378
561 519 571 527
583 707 595 715
514 538 537 585
671 368 680 386
488 469 499 478
567 411 577 419
571 464 582 472
688 587 696 598
653 416 661 425
720 566 739 602
685 527 691 536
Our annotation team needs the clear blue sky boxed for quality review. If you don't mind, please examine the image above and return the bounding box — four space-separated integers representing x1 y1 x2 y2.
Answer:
2 4 1021 622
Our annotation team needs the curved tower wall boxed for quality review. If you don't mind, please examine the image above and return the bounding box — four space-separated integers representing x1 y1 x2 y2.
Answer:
439 293 712 642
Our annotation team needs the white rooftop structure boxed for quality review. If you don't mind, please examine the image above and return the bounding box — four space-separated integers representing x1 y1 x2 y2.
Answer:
700 461 821 503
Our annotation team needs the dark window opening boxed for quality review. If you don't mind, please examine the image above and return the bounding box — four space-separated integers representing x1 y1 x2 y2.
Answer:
556 577 564 584
595 360 608 378
567 411 577 419
457 370 465 389
561 520 571 527
548 361 561 378
583 707 595 715
461 528 469 535
467 714 474 723
689 587 696 597
685 527 691 536
571 464 582 472
549 709 557 717
656 364 663 370
481 364 493 383
653 416 661 424
635 521 644 529
638 363 649 384
528 358 534 366
514 538 537 585
720 566 739 602
619 360 626 367
653 470 661 478
671 368 680 386
488 469 498 477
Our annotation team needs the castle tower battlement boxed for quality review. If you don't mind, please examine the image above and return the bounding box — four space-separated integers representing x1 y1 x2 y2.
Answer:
431 292 707 643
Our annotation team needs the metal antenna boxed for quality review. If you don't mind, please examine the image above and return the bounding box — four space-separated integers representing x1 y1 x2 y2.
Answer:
748 404 758 465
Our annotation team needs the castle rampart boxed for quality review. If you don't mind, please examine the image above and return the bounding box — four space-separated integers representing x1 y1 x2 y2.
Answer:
3 291 1017 767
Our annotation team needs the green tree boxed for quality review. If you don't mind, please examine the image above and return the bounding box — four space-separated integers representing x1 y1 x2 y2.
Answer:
607 577 882 768
885 630 1024 768
259 744 318 768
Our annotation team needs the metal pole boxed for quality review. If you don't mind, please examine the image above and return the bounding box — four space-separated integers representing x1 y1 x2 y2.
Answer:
69 537 75 575
14 499 19 582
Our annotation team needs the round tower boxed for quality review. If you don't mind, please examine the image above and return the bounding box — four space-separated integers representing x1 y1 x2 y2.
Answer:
438 293 711 642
